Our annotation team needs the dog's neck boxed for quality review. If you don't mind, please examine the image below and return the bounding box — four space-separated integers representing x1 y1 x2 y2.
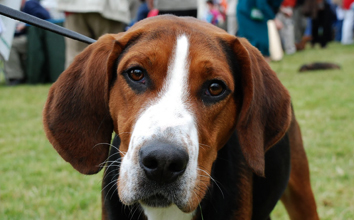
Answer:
141 204 194 220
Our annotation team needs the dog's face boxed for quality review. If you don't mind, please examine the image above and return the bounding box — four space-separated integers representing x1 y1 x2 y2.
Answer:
111 32 237 212
43 16 291 214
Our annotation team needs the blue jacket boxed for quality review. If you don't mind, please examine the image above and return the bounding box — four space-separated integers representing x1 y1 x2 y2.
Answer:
16 0 51 36
23 0 51 20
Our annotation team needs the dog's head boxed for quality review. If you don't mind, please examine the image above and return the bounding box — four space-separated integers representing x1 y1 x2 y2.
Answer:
43 16 291 213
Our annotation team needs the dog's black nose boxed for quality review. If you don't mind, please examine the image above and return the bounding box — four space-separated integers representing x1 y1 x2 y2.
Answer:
139 143 189 184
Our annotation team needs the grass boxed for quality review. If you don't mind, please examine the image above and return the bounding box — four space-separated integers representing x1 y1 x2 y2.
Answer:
0 42 353 219
270 43 354 220
0 85 103 219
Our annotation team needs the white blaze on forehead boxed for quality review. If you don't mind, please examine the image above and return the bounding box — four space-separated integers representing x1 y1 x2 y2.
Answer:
129 34 196 146
165 34 190 104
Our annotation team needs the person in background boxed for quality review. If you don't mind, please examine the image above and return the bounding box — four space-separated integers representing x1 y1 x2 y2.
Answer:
332 0 344 42
226 0 238 35
237 0 283 60
4 0 51 85
127 0 150 30
292 0 308 50
341 0 354 44
276 0 297 54
40 0 65 20
150 0 198 17
310 0 336 48
205 0 226 26
57 0 131 68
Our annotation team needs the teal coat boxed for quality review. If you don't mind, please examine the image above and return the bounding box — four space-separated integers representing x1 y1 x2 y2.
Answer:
236 0 283 56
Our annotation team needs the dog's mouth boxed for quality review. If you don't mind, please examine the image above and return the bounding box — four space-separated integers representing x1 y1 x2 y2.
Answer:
140 193 172 207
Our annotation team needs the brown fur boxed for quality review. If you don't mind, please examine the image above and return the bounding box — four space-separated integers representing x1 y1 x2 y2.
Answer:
281 111 320 220
43 15 318 219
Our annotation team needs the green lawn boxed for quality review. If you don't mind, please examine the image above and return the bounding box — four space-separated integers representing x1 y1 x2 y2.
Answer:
270 43 354 220
1 42 353 219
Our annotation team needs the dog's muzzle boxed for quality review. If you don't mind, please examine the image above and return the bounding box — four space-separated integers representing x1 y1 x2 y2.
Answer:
138 142 189 207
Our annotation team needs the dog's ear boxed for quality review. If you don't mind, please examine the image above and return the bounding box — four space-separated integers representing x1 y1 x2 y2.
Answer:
232 38 292 177
43 33 126 174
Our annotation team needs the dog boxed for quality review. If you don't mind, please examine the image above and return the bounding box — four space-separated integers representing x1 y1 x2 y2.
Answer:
43 15 319 220
299 62 341 72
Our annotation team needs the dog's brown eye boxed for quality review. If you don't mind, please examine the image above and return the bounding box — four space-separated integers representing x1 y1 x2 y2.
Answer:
208 82 224 96
201 80 229 104
128 69 145 81
123 67 150 94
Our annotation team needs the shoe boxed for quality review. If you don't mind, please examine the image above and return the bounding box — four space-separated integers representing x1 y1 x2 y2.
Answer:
296 36 312 51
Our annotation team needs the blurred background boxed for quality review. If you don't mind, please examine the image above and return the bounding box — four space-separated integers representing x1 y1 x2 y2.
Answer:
0 0 353 219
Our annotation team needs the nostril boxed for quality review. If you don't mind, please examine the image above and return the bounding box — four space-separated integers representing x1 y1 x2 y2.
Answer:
142 156 159 170
168 160 187 173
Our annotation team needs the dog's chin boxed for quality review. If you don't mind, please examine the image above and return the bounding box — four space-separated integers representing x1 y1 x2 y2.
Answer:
140 193 172 208
139 194 198 213
120 191 199 213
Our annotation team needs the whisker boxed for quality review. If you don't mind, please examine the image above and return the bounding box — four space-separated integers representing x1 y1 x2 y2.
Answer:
197 175 214 196
199 143 211 148
104 164 122 168
127 203 136 217
137 209 144 220
100 159 122 166
104 174 119 201
191 189 202 216
197 168 224 199
192 189 201 205
103 167 121 180
197 178 209 190
129 205 140 220
98 158 122 168
110 187 118 200
105 151 123 161
100 161 121 184
102 173 118 192
101 177 117 194
99 160 121 180
105 162 121 173
93 142 127 156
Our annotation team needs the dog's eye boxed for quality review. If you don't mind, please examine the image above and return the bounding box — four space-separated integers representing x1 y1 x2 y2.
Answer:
201 80 230 105
128 68 145 82
205 81 226 97
208 82 224 96
123 67 150 94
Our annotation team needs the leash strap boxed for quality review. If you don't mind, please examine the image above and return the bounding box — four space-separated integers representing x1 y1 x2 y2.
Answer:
0 4 96 44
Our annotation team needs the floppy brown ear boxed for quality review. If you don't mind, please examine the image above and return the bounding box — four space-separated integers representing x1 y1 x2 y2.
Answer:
43 34 124 174
232 38 292 177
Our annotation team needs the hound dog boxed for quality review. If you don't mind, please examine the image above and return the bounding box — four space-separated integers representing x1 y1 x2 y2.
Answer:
43 15 319 220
